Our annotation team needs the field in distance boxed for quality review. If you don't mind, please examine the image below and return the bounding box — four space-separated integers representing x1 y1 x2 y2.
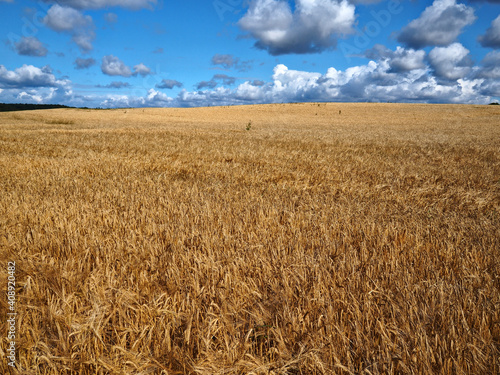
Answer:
0 103 499 374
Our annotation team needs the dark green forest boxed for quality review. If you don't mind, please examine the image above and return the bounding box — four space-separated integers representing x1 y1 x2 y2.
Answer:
0 103 74 112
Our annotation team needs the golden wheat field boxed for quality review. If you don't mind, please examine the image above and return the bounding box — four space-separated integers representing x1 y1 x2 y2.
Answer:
0 103 499 374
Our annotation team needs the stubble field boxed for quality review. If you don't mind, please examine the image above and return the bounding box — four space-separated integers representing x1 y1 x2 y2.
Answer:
0 103 499 374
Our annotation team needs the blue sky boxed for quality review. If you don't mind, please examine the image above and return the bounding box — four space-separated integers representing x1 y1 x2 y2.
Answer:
1 0 499 107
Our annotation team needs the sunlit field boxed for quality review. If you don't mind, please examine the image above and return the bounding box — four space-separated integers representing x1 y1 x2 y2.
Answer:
0 103 499 374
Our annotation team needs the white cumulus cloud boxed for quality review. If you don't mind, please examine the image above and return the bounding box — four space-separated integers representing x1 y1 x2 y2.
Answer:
14 37 48 57
478 15 500 48
168 56 493 107
476 51 500 79
428 43 473 81
43 5 95 52
101 55 133 77
238 0 356 55
156 79 183 89
397 0 476 49
133 63 152 77
0 64 73 104
366 45 426 73
74 57 96 70
101 56 152 78
0 64 60 88
44 4 91 31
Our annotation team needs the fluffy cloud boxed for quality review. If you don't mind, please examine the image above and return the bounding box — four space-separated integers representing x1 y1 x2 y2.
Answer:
0 65 60 88
196 80 218 90
169 55 494 107
96 81 131 89
72 34 95 52
251 80 266 86
99 88 172 108
428 43 473 81
271 64 322 99
213 74 236 86
146 89 173 104
101 57 153 78
211 54 253 72
479 81 500 97
366 45 426 73
133 63 152 77
0 64 72 104
4 42 499 108
156 79 183 89
476 51 500 79
43 5 95 52
212 54 238 69
101 55 132 77
44 5 91 31
238 0 356 55
196 74 237 90
478 15 500 48
397 0 476 49
388 48 426 73
74 57 96 69
14 37 48 57
43 0 156 10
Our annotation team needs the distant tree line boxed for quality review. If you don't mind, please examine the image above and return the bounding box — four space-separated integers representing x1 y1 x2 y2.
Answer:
1 102 498 112
0 103 73 112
